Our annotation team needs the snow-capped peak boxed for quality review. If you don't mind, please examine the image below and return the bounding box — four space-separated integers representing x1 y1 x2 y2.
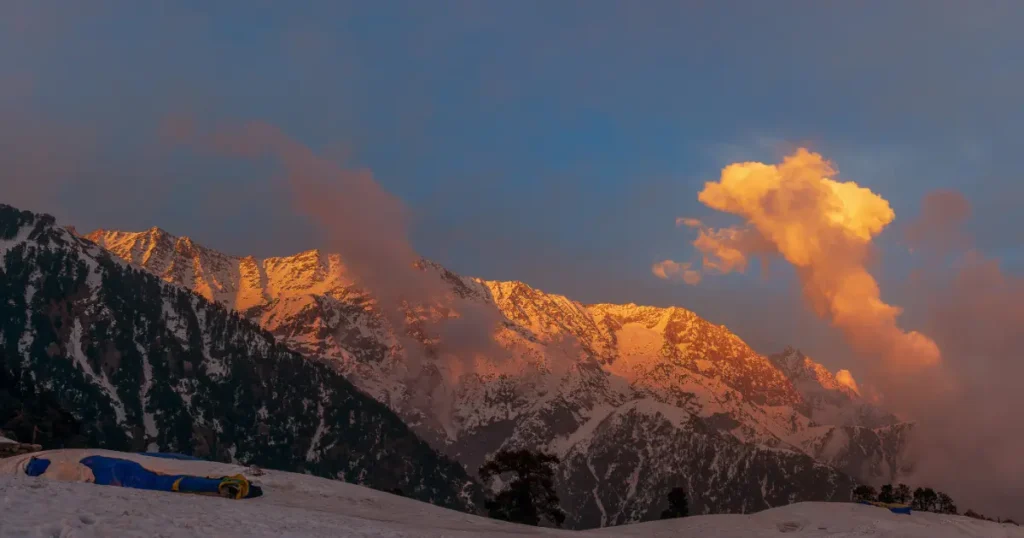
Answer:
770 347 859 399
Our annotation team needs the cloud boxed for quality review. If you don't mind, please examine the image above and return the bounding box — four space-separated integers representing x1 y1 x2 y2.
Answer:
692 225 776 274
671 154 1024 517
651 260 701 285
688 148 940 371
675 217 703 228
834 369 860 395
162 116 510 384
881 190 1024 517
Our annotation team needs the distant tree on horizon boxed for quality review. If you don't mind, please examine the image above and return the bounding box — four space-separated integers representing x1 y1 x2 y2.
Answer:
479 449 566 527
862 482 961 515
660 487 689 519
852 485 877 503
877 484 895 503
894 484 911 504
912 487 938 512
936 492 957 515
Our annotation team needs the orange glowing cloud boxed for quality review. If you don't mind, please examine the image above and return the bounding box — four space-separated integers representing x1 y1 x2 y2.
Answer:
692 225 776 274
651 260 702 285
691 148 940 369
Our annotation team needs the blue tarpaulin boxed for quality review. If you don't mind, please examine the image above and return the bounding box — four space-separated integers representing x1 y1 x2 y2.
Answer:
80 455 223 494
23 454 260 499
858 500 912 515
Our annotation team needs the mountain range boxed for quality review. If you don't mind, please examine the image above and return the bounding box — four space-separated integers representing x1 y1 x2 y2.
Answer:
0 204 479 511
77 220 912 528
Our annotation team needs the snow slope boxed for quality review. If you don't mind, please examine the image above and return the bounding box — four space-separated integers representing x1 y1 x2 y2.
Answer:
0 449 554 538
0 450 1019 538
590 503 1024 538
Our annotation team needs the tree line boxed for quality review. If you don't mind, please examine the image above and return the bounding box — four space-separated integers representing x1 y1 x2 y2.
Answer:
852 483 1017 524
853 483 957 514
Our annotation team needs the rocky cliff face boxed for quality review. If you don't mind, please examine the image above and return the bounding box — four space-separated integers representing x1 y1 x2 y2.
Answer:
0 206 479 511
87 225 909 528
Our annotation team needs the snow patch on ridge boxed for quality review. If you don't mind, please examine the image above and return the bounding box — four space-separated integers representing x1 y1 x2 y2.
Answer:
0 222 33 258
69 319 127 425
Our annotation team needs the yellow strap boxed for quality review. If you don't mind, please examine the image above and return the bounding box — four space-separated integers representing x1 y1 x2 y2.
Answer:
218 474 250 499
172 477 184 492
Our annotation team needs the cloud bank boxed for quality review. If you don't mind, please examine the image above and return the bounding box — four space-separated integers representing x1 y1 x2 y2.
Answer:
898 190 1024 518
668 150 1024 517
683 148 940 372
162 117 510 389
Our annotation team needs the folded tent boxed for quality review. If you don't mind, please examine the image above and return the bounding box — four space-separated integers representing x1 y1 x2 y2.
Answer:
22 453 261 499
858 500 912 515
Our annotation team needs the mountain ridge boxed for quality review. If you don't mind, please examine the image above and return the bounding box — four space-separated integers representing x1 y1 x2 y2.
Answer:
84 223 910 528
1 205 481 511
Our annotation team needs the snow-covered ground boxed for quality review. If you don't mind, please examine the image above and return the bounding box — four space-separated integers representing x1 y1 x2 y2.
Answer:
590 503 1024 537
0 450 1020 537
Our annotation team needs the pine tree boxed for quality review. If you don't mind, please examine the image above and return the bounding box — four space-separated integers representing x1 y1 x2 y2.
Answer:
936 492 957 515
894 483 911 504
878 484 895 503
912 487 938 512
660 487 689 519
911 488 925 510
852 485 877 502
0 363 87 449
479 449 566 527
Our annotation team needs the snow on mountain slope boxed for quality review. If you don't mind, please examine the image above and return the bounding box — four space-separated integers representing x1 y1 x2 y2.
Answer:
87 226 909 528
768 347 897 429
0 450 1016 538
765 348 910 484
788 422 914 487
555 399 852 528
1 206 478 511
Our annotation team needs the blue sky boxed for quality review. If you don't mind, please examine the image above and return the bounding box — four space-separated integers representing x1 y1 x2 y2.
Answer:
2 1 1022 367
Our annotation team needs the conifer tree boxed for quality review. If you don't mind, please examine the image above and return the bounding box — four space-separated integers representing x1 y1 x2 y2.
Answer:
660 487 690 519
480 449 566 527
